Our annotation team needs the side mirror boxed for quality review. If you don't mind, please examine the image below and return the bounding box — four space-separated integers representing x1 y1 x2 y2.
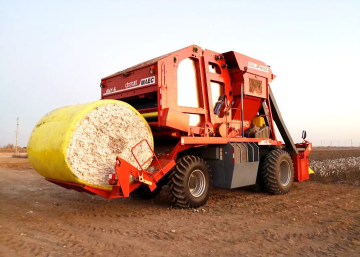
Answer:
302 130 307 140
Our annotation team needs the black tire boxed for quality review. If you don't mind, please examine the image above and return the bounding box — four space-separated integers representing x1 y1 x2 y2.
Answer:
256 148 270 191
167 155 212 208
130 184 162 200
259 148 270 161
259 149 294 195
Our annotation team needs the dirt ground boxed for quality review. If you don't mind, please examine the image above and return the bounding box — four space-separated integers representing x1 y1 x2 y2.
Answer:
0 150 359 257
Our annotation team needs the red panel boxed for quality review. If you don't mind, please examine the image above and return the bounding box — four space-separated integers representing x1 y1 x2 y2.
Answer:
102 85 158 100
101 65 158 99
223 51 274 82
181 136 281 145
202 49 233 126
292 143 312 182
161 108 190 132
232 96 263 122
292 155 310 182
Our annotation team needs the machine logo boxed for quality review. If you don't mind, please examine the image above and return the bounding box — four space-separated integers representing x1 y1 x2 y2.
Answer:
248 62 269 73
139 76 155 86
259 140 271 145
103 76 156 96
125 76 155 89
125 80 137 89
105 87 117 94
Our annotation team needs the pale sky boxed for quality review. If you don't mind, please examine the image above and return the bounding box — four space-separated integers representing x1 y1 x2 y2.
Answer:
1 0 359 147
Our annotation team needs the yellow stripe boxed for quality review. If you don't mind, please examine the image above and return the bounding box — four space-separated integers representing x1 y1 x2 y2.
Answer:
142 112 158 118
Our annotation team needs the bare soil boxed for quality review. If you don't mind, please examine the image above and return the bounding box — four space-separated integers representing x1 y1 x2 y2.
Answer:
0 150 359 257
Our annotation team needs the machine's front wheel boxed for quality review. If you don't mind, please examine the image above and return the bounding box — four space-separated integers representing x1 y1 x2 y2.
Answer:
256 148 270 191
259 149 294 195
168 155 212 208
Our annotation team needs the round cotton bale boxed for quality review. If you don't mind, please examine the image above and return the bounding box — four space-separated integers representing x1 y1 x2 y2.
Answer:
27 100 153 190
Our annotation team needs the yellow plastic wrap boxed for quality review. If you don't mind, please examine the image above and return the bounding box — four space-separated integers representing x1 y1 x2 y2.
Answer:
27 100 153 190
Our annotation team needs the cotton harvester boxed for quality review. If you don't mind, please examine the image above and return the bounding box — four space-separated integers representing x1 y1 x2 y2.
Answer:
28 45 312 208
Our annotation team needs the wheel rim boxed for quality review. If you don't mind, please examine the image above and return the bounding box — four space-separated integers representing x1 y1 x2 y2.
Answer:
188 169 206 197
279 160 291 186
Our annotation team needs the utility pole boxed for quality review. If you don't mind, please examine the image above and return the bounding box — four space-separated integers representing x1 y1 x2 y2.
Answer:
351 139 353 148
15 117 19 153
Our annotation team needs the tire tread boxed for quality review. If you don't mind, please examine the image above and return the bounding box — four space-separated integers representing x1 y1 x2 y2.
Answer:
259 149 294 195
166 155 212 208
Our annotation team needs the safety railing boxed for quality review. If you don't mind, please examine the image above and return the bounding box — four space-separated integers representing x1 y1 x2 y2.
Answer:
130 139 162 184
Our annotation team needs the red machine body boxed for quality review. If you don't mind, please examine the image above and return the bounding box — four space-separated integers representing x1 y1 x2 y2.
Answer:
101 45 276 140
49 45 312 202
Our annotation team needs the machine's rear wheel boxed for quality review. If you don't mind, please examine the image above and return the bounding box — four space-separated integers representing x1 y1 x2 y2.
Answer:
168 155 212 208
259 149 294 195
130 184 162 200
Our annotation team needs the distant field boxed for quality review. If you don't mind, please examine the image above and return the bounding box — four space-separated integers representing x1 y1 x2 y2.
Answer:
0 147 27 153
309 147 360 186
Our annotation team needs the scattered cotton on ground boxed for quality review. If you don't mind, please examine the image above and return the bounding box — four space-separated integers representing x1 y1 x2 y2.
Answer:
310 157 360 177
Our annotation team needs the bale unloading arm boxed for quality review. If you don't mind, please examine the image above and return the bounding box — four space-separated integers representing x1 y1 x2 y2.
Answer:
40 45 312 208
